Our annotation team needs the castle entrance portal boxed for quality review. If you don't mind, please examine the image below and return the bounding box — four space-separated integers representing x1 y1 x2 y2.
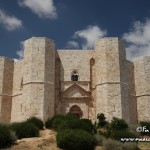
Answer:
69 105 83 118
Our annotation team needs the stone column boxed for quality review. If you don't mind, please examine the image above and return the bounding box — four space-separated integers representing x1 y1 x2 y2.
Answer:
95 38 130 123
22 37 55 121
133 56 150 122
0 57 14 123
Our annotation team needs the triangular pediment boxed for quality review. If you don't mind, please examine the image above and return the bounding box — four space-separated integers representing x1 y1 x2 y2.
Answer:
61 83 90 98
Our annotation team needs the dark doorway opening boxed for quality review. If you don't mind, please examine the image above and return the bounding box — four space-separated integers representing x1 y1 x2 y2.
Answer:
69 105 82 118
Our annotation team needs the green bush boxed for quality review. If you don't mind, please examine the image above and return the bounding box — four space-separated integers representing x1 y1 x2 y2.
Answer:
27 117 44 129
10 122 39 139
97 113 108 128
0 124 17 148
103 138 122 150
110 117 128 130
65 113 79 120
140 121 150 136
57 129 97 150
122 142 139 150
110 130 138 141
51 117 65 130
58 119 95 134
45 115 65 129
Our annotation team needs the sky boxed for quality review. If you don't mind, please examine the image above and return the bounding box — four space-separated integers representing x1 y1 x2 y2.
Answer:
0 0 150 60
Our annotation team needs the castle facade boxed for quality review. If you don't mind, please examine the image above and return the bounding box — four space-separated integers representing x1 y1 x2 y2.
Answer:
0 37 150 124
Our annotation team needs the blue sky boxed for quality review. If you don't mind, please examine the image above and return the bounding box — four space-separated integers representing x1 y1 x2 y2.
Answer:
0 0 150 60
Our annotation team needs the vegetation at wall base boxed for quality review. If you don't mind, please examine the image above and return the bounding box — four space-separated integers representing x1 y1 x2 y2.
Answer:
103 138 122 150
0 124 17 148
97 113 108 128
110 129 139 141
110 117 128 130
45 115 65 129
57 118 95 134
56 129 97 150
10 121 39 139
27 117 44 129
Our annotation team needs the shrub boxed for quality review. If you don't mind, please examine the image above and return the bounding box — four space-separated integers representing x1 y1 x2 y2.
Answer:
58 119 95 134
51 117 65 130
45 115 65 129
97 113 108 128
0 124 17 148
27 117 44 129
103 138 122 150
110 130 138 141
57 129 97 150
122 142 138 150
65 113 79 120
95 134 106 146
139 121 150 136
10 122 39 139
110 117 128 130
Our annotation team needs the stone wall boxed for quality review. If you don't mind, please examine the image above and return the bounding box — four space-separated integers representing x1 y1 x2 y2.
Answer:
11 37 56 122
95 38 130 122
133 56 150 122
126 60 137 124
11 60 24 122
1 36 150 124
0 57 14 123
56 50 94 119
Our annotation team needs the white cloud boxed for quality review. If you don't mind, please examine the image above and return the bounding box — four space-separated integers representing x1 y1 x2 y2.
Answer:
18 0 57 19
123 19 150 60
16 41 24 60
66 41 79 49
13 58 19 62
0 9 22 31
66 25 107 49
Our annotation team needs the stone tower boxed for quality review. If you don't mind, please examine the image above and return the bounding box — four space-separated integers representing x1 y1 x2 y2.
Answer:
0 57 14 123
133 56 150 122
95 38 130 122
11 37 55 122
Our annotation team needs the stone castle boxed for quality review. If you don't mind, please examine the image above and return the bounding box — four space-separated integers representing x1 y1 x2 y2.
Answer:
0 37 150 124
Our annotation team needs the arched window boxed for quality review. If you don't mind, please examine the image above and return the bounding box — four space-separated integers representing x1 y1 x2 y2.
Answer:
71 70 79 81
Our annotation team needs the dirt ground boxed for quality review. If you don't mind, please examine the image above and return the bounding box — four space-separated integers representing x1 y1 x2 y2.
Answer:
2 129 149 150
2 129 101 150
3 129 61 150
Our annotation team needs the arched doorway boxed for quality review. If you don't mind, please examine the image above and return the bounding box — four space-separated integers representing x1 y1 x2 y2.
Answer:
69 105 82 118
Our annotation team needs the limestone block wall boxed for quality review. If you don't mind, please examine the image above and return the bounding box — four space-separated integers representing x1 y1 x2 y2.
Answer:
0 57 14 123
11 37 56 122
57 50 95 119
11 60 24 122
126 60 137 124
133 56 150 122
58 50 93 82
95 38 130 122
22 37 55 122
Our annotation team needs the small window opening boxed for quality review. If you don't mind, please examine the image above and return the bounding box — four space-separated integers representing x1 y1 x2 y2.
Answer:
20 77 23 90
71 71 79 81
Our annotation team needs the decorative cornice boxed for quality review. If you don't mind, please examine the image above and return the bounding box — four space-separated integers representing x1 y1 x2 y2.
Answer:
23 81 54 85
95 82 128 87
0 93 22 97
